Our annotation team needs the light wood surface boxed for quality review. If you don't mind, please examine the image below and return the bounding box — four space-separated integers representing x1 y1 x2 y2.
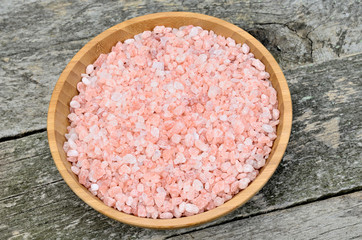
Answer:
47 12 292 229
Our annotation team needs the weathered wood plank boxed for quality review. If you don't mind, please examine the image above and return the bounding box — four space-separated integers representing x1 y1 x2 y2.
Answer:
0 0 361 138
0 39 89 139
1 54 361 239
169 192 362 240
1 0 360 65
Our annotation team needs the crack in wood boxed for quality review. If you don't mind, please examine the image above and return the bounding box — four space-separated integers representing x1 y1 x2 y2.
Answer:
165 187 362 239
0 128 46 143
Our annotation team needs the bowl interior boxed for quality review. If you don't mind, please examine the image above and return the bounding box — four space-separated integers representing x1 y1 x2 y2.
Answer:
47 12 292 229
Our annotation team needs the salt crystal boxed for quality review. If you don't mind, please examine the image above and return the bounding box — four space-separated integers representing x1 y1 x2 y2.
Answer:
219 114 228 121
65 25 279 219
126 196 133 206
70 100 80 109
174 152 186 164
195 54 208 65
241 44 250 54
152 61 164 70
174 81 184 90
150 81 159 88
124 154 137 164
111 92 122 102
192 179 203 191
208 85 220 99
124 38 135 44
160 212 173 219
262 124 274 133
67 149 78 157
189 27 199 37
91 184 99 191
86 64 94 74
185 203 199 214
239 178 251 189
82 77 91 85
171 134 182 144
195 139 209 152
243 164 254 173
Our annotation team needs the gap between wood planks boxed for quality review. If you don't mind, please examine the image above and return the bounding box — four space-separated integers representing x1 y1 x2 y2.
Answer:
0 128 47 143
165 187 362 239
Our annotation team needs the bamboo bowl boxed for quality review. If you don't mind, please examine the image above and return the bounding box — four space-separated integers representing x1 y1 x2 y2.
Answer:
47 12 292 229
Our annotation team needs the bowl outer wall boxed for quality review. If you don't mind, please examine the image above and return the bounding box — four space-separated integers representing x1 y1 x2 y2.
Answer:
47 12 292 229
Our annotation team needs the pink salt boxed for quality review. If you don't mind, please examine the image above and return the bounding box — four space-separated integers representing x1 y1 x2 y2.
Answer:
64 25 279 219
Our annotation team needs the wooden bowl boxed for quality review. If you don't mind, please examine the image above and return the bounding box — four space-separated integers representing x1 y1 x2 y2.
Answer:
47 12 292 229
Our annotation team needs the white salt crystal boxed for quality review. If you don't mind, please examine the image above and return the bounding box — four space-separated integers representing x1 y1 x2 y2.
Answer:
152 61 164 70
150 81 159 88
91 184 99 191
124 38 135 44
124 154 137 164
185 203 199 214
192 179 203 191
67 150 78 157
208 85 220 99
262 124 274 133
195 54 208 65
70 100 80 109
189 27 199 37
219 114 228 121
86 64 94 74
82 77 91 85
111 92 122 101
174 81 184 90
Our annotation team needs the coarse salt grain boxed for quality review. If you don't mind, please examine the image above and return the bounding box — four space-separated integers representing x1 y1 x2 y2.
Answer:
64 25 279 219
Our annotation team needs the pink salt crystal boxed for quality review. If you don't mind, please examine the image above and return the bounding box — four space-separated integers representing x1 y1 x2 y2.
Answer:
212 181 225 194
137 205 147 217
126 196 134 206
243 164 254 173
173 207 182 218
185 134 194 147
214 197 225 207
195 139 209 152
273 109 280 120
64 25 279 219
145 143 155 158
208 85 220 99
141 31 152 39
124 154 137 164
71 166 80 175
155 193 166 207
160 212 173 219
252 59 265 71
239 178 251 189
174 152 186 164
104 196 116 207
171 134 182 144
137 183 144 193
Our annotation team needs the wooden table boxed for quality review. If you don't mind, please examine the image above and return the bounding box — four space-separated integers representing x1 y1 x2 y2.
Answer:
1 0 361 239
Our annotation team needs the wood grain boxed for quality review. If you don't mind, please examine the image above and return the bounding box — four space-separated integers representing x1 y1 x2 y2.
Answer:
47 12 292 229
169 192 362 240
1 0 361 237
1 53 361 237
1 0 360 139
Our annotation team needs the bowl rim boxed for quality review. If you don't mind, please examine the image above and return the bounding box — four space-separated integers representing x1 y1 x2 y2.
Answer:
47 11 292 229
